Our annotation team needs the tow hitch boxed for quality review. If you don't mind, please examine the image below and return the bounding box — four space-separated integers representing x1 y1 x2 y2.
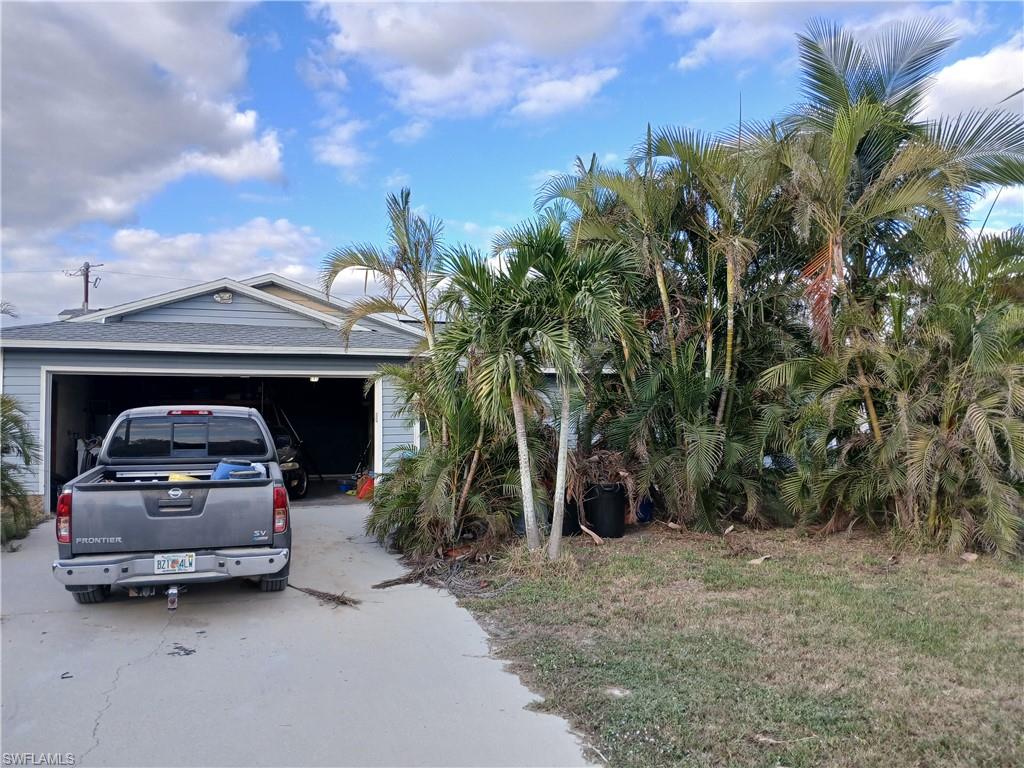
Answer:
126 584 186 609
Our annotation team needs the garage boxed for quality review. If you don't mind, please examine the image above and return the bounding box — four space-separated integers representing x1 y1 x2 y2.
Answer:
1 274 422 515
47 372 374 502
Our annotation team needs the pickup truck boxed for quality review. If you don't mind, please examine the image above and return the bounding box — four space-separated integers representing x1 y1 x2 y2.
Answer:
53 406 291 607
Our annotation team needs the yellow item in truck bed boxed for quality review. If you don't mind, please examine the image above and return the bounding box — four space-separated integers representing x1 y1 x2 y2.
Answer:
168 473 199 482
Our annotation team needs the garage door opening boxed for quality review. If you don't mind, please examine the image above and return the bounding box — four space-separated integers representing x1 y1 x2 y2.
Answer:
47 373 373 505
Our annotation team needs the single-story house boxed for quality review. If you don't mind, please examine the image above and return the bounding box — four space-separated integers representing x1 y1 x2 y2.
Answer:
1 273 422 512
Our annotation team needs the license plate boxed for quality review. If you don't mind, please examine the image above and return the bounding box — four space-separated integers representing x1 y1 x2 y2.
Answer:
154 552 195 574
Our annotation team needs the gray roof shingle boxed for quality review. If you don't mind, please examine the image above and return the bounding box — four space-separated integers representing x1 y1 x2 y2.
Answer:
1 320 416 355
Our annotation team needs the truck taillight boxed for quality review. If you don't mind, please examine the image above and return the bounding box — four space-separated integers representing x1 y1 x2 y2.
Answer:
56 492 72 543
273 486 289 534
166 409 212 416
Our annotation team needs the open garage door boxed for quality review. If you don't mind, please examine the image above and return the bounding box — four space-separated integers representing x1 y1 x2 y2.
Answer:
47 372 373 505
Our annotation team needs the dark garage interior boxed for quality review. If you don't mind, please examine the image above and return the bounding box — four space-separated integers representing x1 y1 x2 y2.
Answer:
48 373 373 500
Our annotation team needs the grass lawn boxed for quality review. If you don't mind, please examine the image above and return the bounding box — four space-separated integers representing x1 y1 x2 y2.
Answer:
461 527 1024 767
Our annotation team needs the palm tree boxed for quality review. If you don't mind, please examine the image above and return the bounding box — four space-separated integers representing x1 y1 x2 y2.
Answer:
654 125 789 423
793 18 1024 193
321 188 445 348
787 20 1024 444
538 131 681 369
1 394 38 541
321 188 449 445
434 247 574 551
784 105 963 444
761 227 1023 552
364 362 519 556
499 220 641 559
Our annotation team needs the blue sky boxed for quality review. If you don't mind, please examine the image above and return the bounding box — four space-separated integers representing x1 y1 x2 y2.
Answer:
2 1 1022 324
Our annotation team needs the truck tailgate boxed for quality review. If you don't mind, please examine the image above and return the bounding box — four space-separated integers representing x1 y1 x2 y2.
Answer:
70 479 275 554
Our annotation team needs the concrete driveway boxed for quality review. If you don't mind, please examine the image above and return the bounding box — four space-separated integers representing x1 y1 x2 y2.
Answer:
1 502 590 767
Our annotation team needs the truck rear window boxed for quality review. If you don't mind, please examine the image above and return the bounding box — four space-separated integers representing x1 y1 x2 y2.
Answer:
108 417 267 458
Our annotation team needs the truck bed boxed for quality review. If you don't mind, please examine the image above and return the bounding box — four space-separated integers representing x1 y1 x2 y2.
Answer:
65 462 277 555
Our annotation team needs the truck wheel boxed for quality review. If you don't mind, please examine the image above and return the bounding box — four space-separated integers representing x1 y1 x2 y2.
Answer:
259 562 289 592
70 585 109 604
289 469 308 500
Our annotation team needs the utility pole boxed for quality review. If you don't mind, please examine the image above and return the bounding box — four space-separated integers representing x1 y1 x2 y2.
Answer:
63 261 104 310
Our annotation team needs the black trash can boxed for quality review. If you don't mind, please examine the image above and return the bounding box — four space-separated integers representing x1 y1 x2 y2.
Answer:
549 497 582 537
512 498 552 537
584 483 626 538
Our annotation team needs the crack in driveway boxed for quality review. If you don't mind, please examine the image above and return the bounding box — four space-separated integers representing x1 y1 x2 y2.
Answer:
79 617 172 764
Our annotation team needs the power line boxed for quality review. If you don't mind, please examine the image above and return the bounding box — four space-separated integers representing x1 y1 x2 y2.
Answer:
104 271 196 282
4 268 195 281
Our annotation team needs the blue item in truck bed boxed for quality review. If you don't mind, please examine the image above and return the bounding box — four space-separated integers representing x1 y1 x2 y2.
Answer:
212 460 252 480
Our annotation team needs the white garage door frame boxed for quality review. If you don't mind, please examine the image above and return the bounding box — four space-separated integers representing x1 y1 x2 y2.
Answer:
39 365 382 511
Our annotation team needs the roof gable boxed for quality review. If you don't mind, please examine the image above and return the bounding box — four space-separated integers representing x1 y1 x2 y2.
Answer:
242 274 425 339
71 278 344 329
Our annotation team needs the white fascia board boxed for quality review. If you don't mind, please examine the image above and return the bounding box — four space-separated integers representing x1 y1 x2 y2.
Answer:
373 379 384 475
1 339 415 356
241 273 426 340
70 278 344 329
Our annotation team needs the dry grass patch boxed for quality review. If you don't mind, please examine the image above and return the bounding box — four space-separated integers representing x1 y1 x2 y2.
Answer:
461 528 1024 767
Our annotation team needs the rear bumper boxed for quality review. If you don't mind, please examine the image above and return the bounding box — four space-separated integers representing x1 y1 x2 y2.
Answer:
52 547 289 587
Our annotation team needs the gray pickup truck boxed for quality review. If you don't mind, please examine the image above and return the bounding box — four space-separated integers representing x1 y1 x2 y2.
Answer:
53 405 291 607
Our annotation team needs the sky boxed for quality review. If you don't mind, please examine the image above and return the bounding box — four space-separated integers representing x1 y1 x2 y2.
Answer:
2 1 1022 326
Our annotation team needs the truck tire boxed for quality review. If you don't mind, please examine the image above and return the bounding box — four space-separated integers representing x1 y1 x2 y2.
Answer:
70 585 109 604
289 468 309 500
259 562 289 592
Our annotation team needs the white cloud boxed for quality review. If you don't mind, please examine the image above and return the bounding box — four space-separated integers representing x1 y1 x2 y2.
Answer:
298 42 349 91
513 68 619 118
0 219 327 324
311 3 629 120
921 33 1024 118
389 119 430 144
968 186 1024 235
665 1 988 73
451 220 508 251
110 218 324 282
528 150 623 190
529 169 563 189
382 170 411 189
311 119 370 178
316 2 625 71
1 3 282 236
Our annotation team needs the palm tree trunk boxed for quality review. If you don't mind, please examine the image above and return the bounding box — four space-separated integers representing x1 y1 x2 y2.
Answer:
722 330 742 426
547 380 572 561
704 309 713 380
857 359 883 445
715 256 735 426
422 316 450 448
832 233 883 446
511 387 541 550
454 425 485 522
723 257 736 382
647 235 677 369
704 254 714 380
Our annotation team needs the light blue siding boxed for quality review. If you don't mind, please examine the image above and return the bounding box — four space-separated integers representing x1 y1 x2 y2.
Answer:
119 292 329 328
380 375 414 465
1 348 414 500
